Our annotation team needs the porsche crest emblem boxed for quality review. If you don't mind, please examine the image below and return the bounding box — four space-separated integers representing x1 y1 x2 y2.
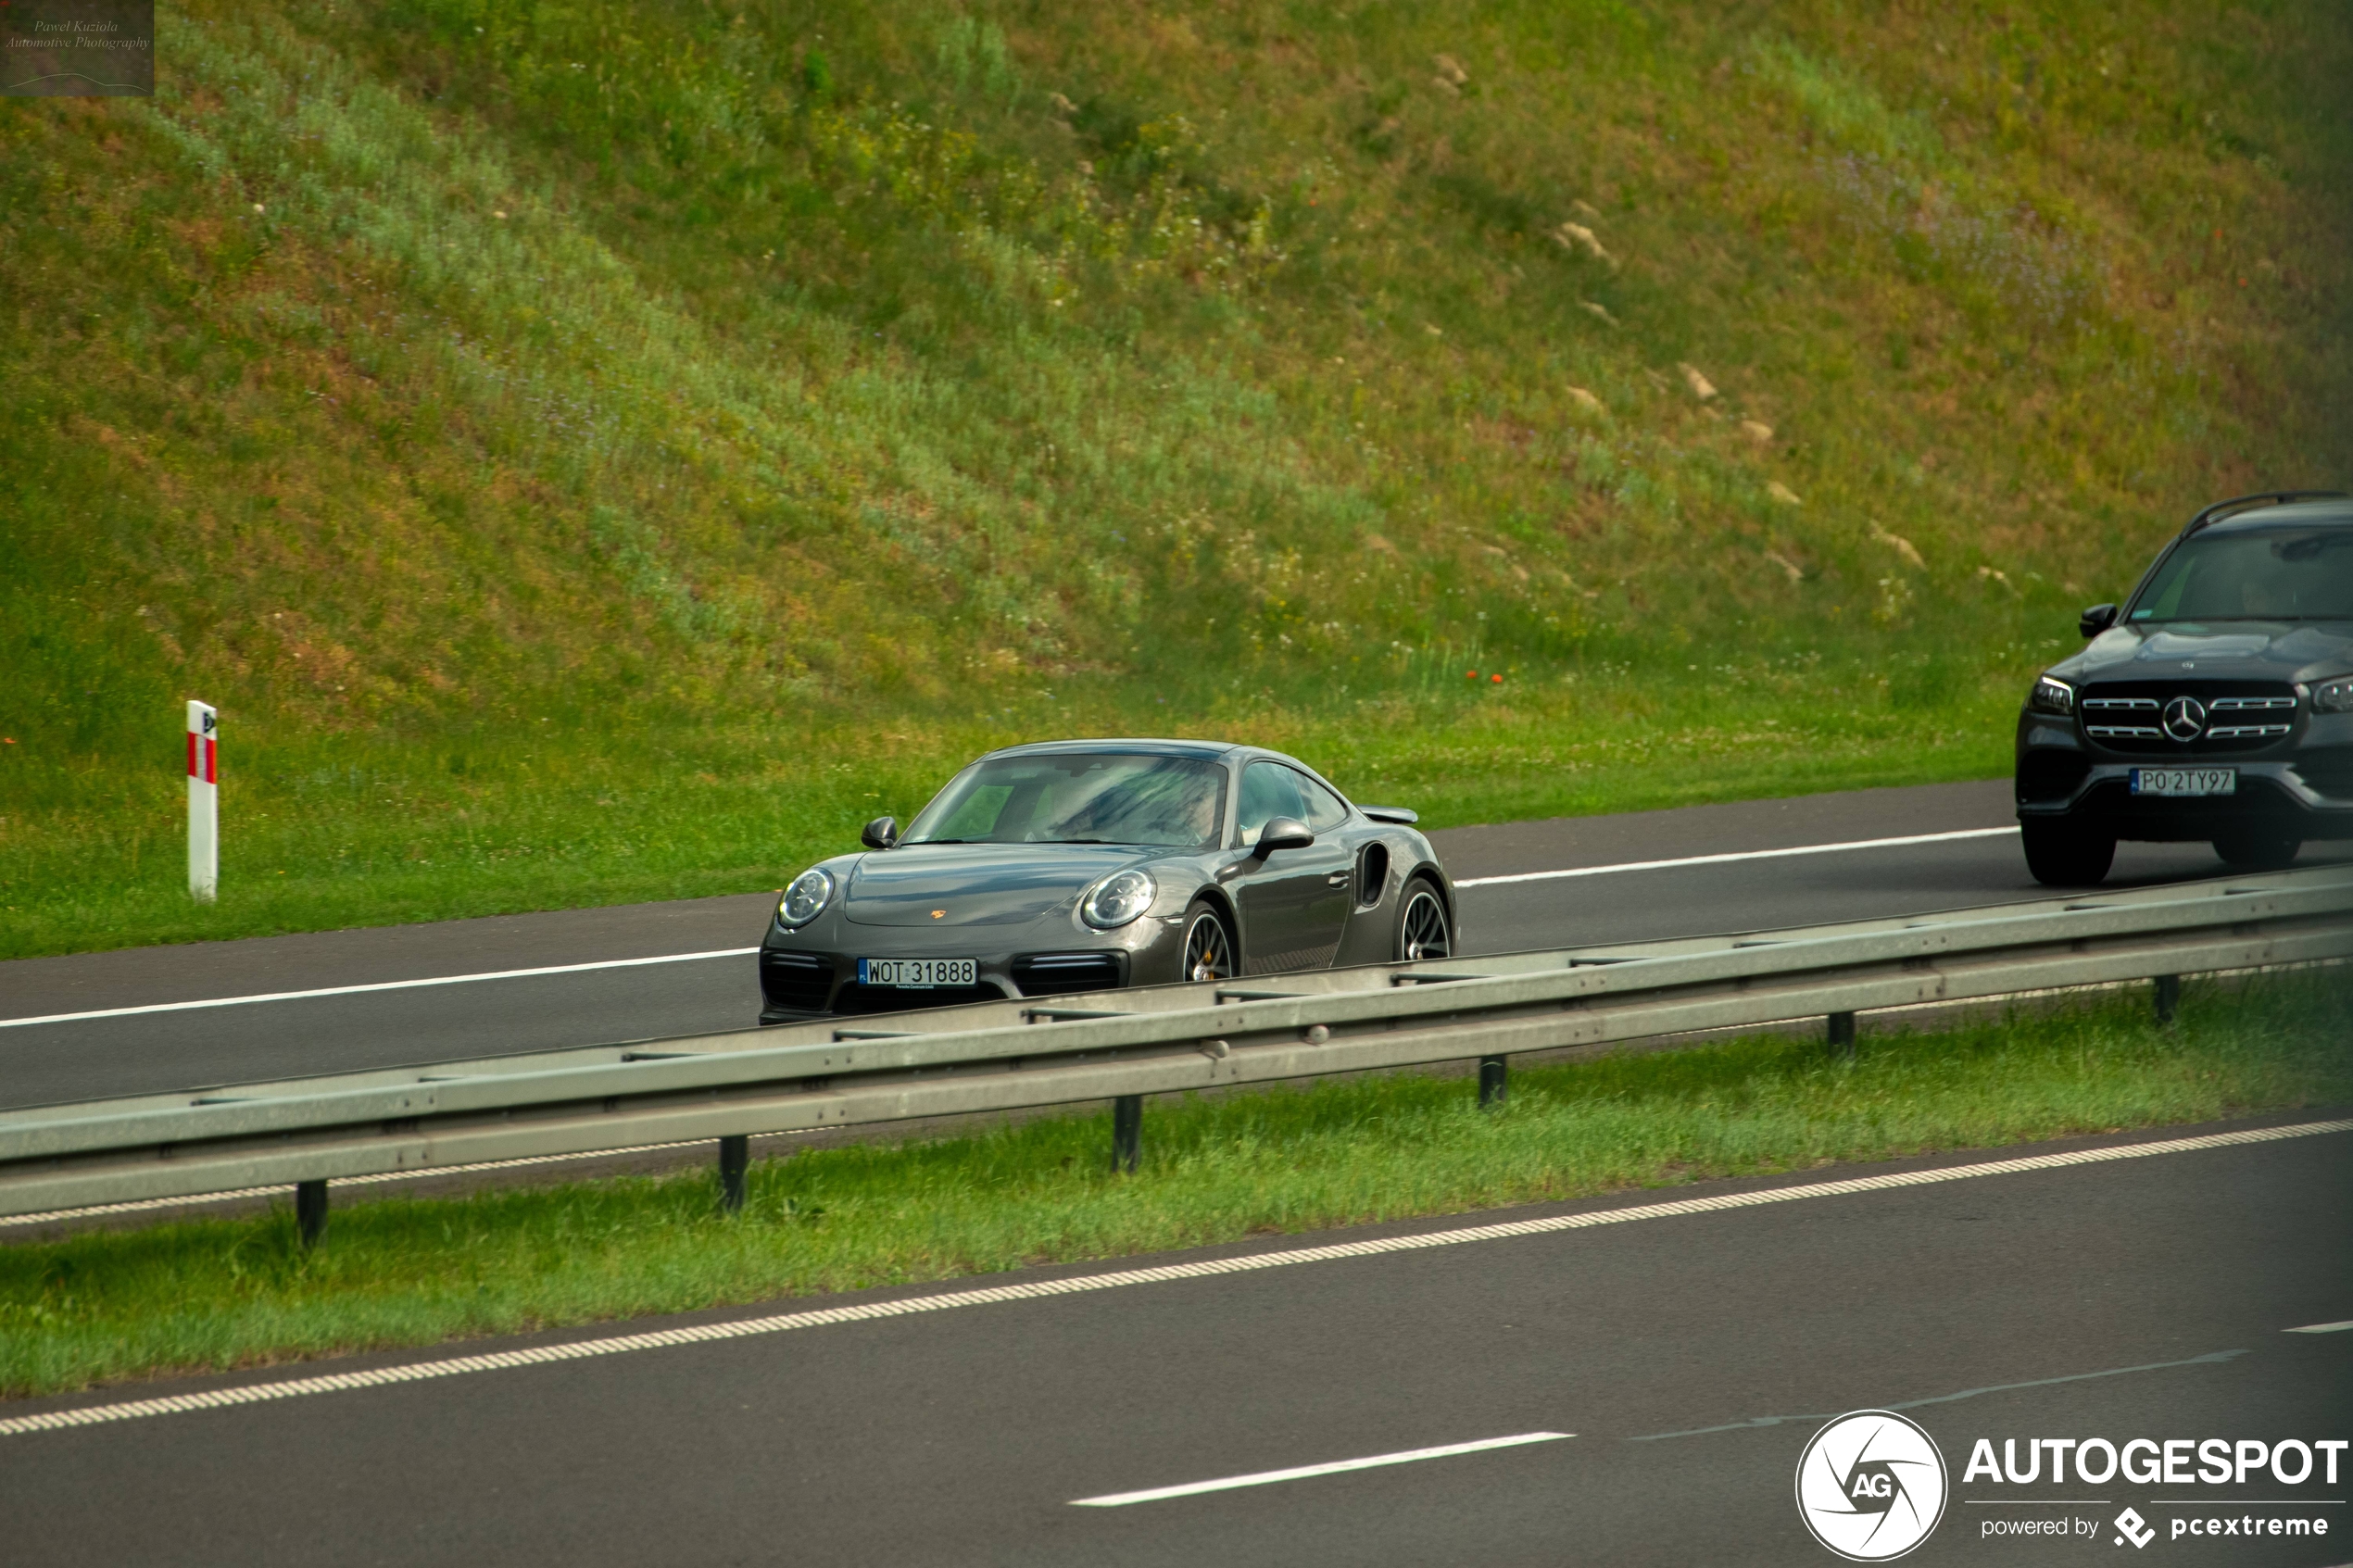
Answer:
931 909 946 919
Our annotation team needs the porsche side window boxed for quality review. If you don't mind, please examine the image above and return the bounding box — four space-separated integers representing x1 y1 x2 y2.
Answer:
1289 769 1351 834
1236 761 1307 847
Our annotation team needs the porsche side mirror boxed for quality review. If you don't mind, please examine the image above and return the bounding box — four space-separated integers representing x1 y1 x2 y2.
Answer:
1253 816 1314 857
861 816 900 850
2079 603 2118 639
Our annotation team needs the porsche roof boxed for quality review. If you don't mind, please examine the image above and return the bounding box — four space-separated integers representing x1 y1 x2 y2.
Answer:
979 737 1247 761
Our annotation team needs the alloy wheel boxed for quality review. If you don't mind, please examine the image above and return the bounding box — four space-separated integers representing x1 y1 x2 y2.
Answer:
1184 909 1235 982
1400 885 1452 962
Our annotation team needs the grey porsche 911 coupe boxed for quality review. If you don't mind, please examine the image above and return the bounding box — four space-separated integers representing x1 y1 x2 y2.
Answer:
757 739 1458 1021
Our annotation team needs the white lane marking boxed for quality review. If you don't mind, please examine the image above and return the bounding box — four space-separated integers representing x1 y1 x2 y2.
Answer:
1069 1431 1574 1507
1451 826 2019 888
2286 1320 2353 1334
0 948 762 1030
4 825 2024 1024
3 1116 2345 1439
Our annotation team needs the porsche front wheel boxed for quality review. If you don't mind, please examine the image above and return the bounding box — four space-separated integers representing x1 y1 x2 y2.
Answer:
1181 899 1237 984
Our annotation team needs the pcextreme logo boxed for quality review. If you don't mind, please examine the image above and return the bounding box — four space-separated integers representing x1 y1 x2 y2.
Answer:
1796 1411 1951 1562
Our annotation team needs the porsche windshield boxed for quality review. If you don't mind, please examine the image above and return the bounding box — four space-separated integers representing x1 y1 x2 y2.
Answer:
904 754 1227 849
2127 528 2353 623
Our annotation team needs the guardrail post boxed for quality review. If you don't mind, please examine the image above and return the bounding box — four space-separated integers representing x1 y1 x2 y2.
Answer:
718 1135 749 1212
2153 974 2180 1026
1111 1095 1142 1173
295 1179 328 1248
1826 1011 1857 1059
1478 1055 1508 1109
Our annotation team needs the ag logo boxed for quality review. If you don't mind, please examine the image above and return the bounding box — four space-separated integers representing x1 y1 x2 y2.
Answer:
1795 1410 1948 1561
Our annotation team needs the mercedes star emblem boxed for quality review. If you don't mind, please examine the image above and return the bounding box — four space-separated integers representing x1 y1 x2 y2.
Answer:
2162 695 2208 742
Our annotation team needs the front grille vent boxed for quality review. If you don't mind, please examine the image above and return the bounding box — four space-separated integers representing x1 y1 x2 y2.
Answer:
2077 682 2299 753
2081 696 2159 742
759 950 833 1013
835 983 1000 1014
2205 695 2296 741
1012 952 1125 997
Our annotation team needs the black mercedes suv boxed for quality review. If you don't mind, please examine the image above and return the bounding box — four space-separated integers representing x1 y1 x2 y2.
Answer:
2015 491 2353 885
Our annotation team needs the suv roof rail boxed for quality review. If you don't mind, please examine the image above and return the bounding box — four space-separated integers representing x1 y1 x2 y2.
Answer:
2182 490 2350 535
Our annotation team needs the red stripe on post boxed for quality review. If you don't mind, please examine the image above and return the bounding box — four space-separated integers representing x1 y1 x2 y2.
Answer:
203 736 217 784
187 733 199 779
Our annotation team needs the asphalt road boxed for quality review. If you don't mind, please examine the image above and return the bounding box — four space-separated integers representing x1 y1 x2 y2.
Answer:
3 776 2345 1109
4 1118 2346 1565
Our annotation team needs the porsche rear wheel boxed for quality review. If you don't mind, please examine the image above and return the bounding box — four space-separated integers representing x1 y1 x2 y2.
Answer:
1181 899 1236 984
1396 879 1452 963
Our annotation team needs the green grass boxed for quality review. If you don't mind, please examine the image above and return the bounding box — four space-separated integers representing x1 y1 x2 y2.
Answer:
4 0 2348 958
5 970 2346 1399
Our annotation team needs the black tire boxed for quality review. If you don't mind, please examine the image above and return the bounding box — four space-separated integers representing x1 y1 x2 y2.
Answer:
2020 822 2114 887
1179 898 1237 984
2212 832 2301 872
1395 877 1453 963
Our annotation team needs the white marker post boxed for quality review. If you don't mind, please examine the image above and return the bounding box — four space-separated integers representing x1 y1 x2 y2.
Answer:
186 700 218 903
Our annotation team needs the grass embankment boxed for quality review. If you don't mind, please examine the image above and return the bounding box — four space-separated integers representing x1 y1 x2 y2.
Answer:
5 0 2349 957
5 971 2346 1399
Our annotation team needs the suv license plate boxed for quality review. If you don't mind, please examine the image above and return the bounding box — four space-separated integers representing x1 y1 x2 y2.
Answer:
2130 768 2235 797
858 958 977 988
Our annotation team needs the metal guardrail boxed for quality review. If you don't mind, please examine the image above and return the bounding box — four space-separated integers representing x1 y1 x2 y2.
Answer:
3 866 2348 1237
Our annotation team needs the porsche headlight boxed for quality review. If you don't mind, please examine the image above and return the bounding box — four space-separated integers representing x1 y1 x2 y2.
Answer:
776 867 834 927
1080 869 1156 930
2028 675 2075 716
2314 676 2353 714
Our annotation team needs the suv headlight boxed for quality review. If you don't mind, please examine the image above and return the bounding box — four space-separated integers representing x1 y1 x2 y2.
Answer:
2314 676 2353 714
2028 675 2075 716
1080 869 1156 930
776 867 834 927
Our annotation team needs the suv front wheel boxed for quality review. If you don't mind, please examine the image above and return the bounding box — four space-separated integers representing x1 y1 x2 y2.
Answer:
2213 831 2300 872
2021 822 2115 887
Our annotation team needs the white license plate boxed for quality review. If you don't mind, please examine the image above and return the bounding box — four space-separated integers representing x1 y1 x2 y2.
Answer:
857 958 977 988
2130 768 2235 797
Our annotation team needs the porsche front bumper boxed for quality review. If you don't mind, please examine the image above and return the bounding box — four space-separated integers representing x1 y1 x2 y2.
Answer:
758 907 1189 1022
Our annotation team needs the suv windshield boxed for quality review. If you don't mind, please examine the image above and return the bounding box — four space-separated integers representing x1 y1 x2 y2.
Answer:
903 754 1227 849
2128 528 2353 623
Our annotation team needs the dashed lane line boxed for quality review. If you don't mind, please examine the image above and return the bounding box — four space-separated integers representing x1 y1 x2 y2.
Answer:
1070 1432 1575 1506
